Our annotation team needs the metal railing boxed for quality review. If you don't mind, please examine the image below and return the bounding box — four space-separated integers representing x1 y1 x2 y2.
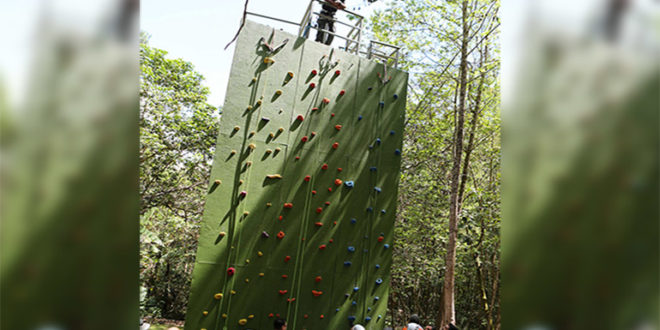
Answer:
246 0 401 68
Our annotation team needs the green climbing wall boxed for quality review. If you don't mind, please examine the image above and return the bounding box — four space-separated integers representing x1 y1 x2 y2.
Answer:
184 20 407 330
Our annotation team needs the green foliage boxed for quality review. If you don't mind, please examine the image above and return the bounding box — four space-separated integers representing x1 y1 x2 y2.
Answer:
140 33 219 319
370 1 500 328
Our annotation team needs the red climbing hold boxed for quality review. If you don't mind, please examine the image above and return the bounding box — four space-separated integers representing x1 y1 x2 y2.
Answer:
269 313 274 318
316 207 323 214
331 113 335 117
315 222 323 227
284 255 291 262
319 244 326 250
311 69 317 75
315 276 322 282
334 125 342 131
287 298 296 303
311 131 317 137
304 314 309 319
339 90 345 96
301 136 308 142
312 190 317 195
321 163 328 170
334 179 343 186
329 238 334 243
278 215 283 221
309 82 316 89
284 203 293 209
337 167 343 172
328 187 333 192
332 142 339 149
312 107 319 111
276 313 280 318
281 274 288 279
297 114 304 121
312 290 323 297
325 201 330 206
279 290 288 295
227 267 236 276
378 236 385 242
277 231 285 239
335 70 341 76
295 156 300 160
304 175 311 182
322 97 330 104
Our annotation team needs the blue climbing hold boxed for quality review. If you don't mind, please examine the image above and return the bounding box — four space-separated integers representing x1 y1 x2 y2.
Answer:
381 209 386 214
348 316 356 322
374 187 381 193
350 218 357 224
367 307 372 312
368 87 373 91
352 301 357 306
366 316 372 322
348 246 355 252
395 149 401 155
370 166 377 172
358 115 363 121
384 244 390 249
353 287 359 292
367 207 373 212
344 261 352 266
336 308 340 312
344 180 354 188
345 293 350 298
393 93 399 99
378 315 382 319
375 138 381 145
379 101 384 108
374 296 380 301
375 278 383 285
368 145 373 150
390 130 395 135
375 264 380 269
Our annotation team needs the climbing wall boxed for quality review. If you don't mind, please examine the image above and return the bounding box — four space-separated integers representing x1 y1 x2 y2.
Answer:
184 20 407 330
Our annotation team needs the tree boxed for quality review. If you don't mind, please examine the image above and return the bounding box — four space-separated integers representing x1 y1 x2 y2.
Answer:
139 33 219 319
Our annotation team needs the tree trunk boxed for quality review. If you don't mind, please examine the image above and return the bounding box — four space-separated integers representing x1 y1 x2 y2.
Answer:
441 0 470 326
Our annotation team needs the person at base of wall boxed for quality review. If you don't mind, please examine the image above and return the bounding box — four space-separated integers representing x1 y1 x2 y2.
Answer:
274 318 287 330
405 314 424 330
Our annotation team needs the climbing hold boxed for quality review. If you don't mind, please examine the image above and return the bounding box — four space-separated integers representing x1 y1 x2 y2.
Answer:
331 113 335 117
304 314 309 319
375 264 380 269
275 147 282 152
312 107 319 111
277 231 285 239
350 218 357 224
335 69 341 76
243 211 250 216
262 231 270 238
258 251 264 257
390 130 395 135
239 179 244 185
239 191 247 198
374 296 380 301
352 301 357 306
256 99 262 106
295 156 300 160
378 236 384 242
348 246 355 252
384 244 390 249
322 97 330 104
368 308 372 312
374 187 382 193
320 314 325 319
247 105 253 111
227 267 235 276
376 278 383 285
328 187 333 192
275 90 282 95
304 175 311 182
231 150 237 155
393 93 399 99
366 207 373 212
353 286 359 292
337 167 343 172
259 272 264 277
248 315 254 319
266 174 282 179
214 179 221 185
315 221 323 227
365 316 372 322
381 209 386 214
263 57 274 64
296 114 304 121
219 231 226 237
288 71 294 78
376 138 381 145
238 318 248 325
246 161 252 167
334 179 343 186
214 293 223 299
283 202 293 209
332 142 339 149
284 255 291 262
245 278 250 283
321 163 328 170
324 201 330 206
222 313 227 318
203 311 208 316
348 316 356 322
395 149 401 155
248 143 256 150
251 77 257 83
358 115 363 121
311 69 318 76
279 289 288 295
234 126 240 131
262 117 271 122
315 276 322 282
336 308 340 312
311 190 317 195
281 274 288 279
334 125 342 131
311 131 317 137
319 244 326 250
339 89 345 96
379 101 385 108
268 313 274 318
278 127 285 132
269 132 275 138
309 82 316 89
312 290 323 297
368 86 373 91
301 136 308 143
344 261 352 266
278 215 283 221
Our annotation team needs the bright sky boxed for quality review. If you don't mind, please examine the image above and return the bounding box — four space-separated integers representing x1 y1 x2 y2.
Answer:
141 0 385 107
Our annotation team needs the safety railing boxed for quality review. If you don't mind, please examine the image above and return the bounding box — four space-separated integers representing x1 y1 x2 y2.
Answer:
246 0 401 68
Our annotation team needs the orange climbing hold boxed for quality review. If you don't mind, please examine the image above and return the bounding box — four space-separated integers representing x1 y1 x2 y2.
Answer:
277 231 285 239
335 125 342 131
312 290 323 297
322 97 330 104
334 179 343 186
284 203 293 209
315 222 323 227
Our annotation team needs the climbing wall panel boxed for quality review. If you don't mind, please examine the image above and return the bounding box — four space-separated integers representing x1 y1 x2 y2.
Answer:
184 20 407 330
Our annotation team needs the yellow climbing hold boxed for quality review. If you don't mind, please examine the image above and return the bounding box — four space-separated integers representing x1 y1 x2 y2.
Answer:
244 211 250 216
203 311 208 316
266 202 272 207
263 57 274 64
214 293 223 299
266 174 282 179
256 99 262 106
245 259 250 264
246 161 252 167
222 313 227 318
231 150 236 155
219 232 226 237
266 149 273 154
249 131 255 137
214 179 221 185
239 179 244 184
276 89 282 95
248 315 254 319
231 290 237 295
269 132 275 138
275 147 282 152
259 272 265 277
245 278 250 283
247 105 253 111
288 71 294 77
251 77 257 83
258 251 263 256
238 318 248 325
278 127 284 132
248 143 256 150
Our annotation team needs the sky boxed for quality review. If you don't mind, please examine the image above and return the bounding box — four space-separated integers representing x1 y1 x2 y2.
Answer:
141 0 386 107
